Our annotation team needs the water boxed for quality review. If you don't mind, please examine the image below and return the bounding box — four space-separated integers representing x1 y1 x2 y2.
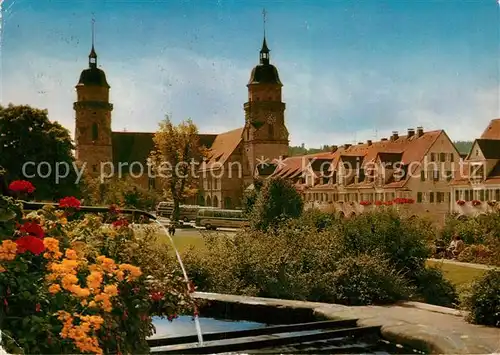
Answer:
150 316 267 339
153 220 204 346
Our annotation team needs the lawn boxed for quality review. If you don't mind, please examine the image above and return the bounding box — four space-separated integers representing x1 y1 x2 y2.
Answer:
426 259 486 288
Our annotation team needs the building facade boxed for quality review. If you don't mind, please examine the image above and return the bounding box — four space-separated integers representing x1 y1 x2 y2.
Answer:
74 34 289 208
451 119 500 217
271 127 463 224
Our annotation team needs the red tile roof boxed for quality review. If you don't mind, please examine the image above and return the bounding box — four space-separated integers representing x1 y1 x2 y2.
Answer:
199 127 244 171
480 118 500 140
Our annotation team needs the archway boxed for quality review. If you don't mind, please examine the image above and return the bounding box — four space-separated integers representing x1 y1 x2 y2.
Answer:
206 196 211 207
213 196 219 208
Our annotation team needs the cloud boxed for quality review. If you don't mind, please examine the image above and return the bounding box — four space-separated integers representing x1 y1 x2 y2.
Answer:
1 47 498 149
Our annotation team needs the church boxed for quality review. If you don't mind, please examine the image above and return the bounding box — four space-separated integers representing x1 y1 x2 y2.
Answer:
73 31 290 209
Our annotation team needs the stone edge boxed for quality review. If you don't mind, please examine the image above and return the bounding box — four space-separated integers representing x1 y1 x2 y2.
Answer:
192 292 490 354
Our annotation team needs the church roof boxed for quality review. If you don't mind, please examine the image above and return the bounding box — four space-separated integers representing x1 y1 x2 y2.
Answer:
248 64 282 85
77 67 110 88
200 128 244 171
111 132 218 173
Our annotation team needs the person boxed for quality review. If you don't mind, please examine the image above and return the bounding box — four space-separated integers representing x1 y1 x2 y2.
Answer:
168 223 176 236
447 234 464 259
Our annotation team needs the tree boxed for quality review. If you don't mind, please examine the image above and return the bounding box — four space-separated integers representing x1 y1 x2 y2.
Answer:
250 176 304 231
81 175 160 211
0 104 80 200
150 117 205 221
242 178 264 216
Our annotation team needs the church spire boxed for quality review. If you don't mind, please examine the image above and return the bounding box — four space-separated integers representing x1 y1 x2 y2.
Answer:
260 8 270 65
89 17 97 68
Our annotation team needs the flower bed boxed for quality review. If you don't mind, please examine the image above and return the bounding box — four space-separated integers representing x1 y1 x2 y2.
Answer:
0 182 194 354
456 200 466 206
471 200 481 207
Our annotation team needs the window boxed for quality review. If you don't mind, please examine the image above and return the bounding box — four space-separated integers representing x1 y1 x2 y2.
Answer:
455 190 459 201
479 190 485 201
148 177 156 190
439 153 446 162
430 192 434 203
433 170 439 181
91 123 98 141
430 153 436 162
464 190 470 201
420 170 425 181
447 192 451 202
496 189 500 201
437 192 444 203
485 190 490 201
417 192 423 203
450 154 454 162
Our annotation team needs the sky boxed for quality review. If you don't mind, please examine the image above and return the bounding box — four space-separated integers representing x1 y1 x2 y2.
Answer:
0 0 499 147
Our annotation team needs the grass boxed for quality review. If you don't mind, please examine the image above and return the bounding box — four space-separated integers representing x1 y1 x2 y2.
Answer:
426 259 486 288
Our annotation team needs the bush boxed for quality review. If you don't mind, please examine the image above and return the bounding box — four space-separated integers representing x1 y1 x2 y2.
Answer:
0 182 192 354
412 266 458 307
338 209 433 278
183 210 450 308
461 269 500 327
249 177 304 231
318 254 414 306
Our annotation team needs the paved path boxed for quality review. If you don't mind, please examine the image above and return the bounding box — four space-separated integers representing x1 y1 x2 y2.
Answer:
194 292 500 354
428 258 497 270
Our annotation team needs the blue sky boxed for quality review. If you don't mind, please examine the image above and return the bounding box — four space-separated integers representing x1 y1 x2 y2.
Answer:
1 0 499 147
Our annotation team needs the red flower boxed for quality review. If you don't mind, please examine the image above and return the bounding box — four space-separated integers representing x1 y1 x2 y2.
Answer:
384 201 393 206
374 201 383 206
8 180 35 194
359 201 372 206
18 221 44 239
109 204 121 214
112 219 129 228
35 303 41 312
472 200 481 207
58 196 81 210
406 198 415 204
15 236 45 255
457 200 466 206
150 291 164 302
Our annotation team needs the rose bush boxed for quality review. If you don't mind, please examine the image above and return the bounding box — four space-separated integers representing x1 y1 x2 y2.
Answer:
0 181 194 354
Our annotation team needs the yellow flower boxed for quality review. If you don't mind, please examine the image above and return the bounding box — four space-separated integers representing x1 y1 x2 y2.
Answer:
43 237 59 252
118 263 142 281
65 249 78 260
0 240 17 261
48 284 61 294
0 265 5 273
59 217 68 225
61 274 78 290
103 284 118 297
68 285 91 298
86 271 103 291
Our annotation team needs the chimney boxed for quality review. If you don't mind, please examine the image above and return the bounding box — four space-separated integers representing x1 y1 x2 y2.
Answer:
331 145 338 153
343 144 351 149
367 140 372 146
407 128 415 137
381 138 388 141
390 131 399 141
416 126 424 137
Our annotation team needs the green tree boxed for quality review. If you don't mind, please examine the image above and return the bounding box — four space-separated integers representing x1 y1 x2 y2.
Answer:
0 104 80 200
250 177 304 231
242 178 264 216
150 117 205 221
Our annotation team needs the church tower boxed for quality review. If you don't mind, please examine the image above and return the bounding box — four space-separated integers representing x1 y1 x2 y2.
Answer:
243 16 289 182
73 21 113 176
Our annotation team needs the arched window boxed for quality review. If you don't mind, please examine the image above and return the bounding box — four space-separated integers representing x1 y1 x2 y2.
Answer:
91 123 99 141
206 196 212 207
213 195 219 208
